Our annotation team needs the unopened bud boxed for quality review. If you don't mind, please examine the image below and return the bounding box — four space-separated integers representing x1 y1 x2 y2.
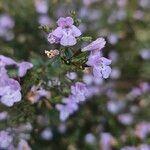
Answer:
45 49 59 58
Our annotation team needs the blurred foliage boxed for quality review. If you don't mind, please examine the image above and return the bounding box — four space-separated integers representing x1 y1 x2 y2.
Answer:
0 0 150 149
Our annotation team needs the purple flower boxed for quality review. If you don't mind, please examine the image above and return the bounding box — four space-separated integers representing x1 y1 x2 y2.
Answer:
27 86 51 104
41 128 53 140
100 133 113 150
107 100 125 114
81 38 106 52
108 33 118 45
66 72 77 80
118 113 134 125
17 139 31 150
0 111 8 121
62 96 78 111
17 62 33 77
0 55 17 66
140 49 150 60
56 100 78 121
48 17 82 46
138 144 150 150
56 104 70 121
57 17 74 27
0 55 33 77
0 14 14 29
108 51 118 63
0 131 12 149
47 32 60 44
110 68 121 79
38 15 52 26
87 54 112 79
93 62 111 79
140 82 150 93
84 133 96 144
58 123 66 134
135 122 150 140
34 0 48 14
0 14 15 41
0 77 22 107
71 82 89 102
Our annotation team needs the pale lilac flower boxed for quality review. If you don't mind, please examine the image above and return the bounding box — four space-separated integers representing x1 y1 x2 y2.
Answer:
107 100 125 114
108 51 118 63
82 74 93 85
41 128 53 140
100 133 113 150
81 38 106 52
0 14 15 41
83 72 104 85
0 14 14 29
108 33 118 45
38 15 52 26
84 133 96 144
58 123 66 134
83 40 112 79
34 0 48 14
47 32 60 44
17 62 33 77
127 87 142 100
135 122 150 139
56 94 79 121
87 54 111 67
0 111 8 121
110 68 121 79
0 131 12 149
0 55 17 66
66 72 77 80
0 55 33 77
93 65 111 79
133 10 144 20
87 55 112 79
56 103 77 121
0 77 22 107
62 96 79 111
117 0 127 7
118 113 134 125
140 82 150 93
140 49 150 60
17 139 31 150
0 66 8 81
48 17 82 46
116 9 126 21
138 144 150 150
71 82 89 102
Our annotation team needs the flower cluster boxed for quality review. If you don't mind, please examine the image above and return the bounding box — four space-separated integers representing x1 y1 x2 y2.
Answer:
45 16 112 121
0 123 32 150
48 17 82 46
56 82 94 121
0 55 33 107
82 38 112 79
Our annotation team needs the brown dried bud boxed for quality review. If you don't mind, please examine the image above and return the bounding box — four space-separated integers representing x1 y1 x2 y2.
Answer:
45 49 59 58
